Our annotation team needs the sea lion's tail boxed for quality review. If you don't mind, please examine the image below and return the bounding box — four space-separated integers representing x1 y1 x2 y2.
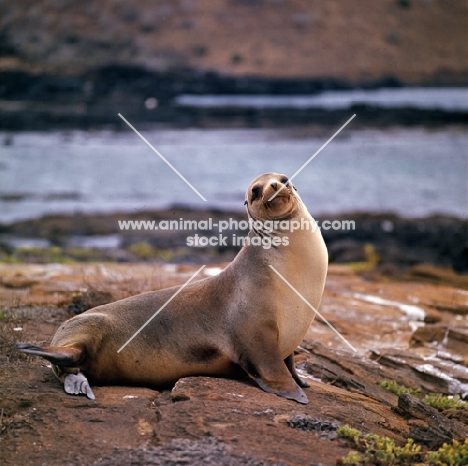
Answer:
16 342 83 366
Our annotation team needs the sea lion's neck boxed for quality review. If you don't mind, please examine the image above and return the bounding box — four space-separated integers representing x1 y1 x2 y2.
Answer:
247 204 318 242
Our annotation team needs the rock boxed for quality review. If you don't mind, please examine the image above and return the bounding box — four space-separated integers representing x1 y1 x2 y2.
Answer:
410 325 468 365
410 324 447 346
286 415 340 439
1 263 468 465
66 289 116 314
368 348 468 395
408 264 468 290
1 275 38 289
398 394 468 447
423 307 443 324
93 437 287 466
443 408 468 425
328 240 366 263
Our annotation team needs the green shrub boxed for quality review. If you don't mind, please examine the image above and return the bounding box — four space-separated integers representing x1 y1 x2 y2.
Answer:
338 425 468 465
423 394 467 411
379 379 421 397
425 439 468 466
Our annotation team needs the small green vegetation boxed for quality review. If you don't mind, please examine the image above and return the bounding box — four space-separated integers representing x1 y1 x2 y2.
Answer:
0 308 8 321
346 243 380 273
379 380 467 412
379 379 421 397
128 241 174 261
338 425 468 465
338 426 422 465
0 252 21 263
337 425 362 444
341 450 362 465
425 439 468 466
0 308 18 323
66 247 102 262
423 394 467 411
1 246 74 264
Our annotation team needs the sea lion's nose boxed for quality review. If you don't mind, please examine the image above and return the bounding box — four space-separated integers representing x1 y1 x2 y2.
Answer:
270 182 278 190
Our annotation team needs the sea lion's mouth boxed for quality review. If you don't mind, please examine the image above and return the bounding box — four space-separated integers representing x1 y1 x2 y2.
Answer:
263 192 291 209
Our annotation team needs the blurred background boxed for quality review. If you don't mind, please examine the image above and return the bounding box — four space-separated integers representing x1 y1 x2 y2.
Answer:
0 0 466 272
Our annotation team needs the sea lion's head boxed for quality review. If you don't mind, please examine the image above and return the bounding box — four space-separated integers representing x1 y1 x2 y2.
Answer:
244 172 304 221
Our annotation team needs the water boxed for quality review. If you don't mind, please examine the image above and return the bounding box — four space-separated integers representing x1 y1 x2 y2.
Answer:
175 88 468 111
0 127 466 223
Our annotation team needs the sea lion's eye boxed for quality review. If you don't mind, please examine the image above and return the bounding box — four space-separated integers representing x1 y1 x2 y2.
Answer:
251 186 261 202
280 177 290 186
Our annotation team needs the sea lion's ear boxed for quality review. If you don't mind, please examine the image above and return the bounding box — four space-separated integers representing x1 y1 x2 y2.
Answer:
244 200 248 206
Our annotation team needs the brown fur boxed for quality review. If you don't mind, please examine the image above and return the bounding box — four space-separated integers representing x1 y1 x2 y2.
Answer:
18 173 328 404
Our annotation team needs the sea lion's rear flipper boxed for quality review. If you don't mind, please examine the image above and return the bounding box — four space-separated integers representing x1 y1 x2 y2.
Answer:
238 329 308 404
64 373 95 400
16 342 83 366
17 343 95 400
284 353 310 388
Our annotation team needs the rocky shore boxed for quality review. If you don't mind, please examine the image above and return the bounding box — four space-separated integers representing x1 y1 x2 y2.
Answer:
1 209 467 277
0 261 467 465
1 0 467 130
1 211 467 464
1 67 467 130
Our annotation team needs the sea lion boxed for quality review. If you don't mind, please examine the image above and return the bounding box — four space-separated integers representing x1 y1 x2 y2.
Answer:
17 173 328 404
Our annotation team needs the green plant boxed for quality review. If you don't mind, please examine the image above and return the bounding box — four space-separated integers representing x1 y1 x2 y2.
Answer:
0 308 8 321
341 450 362 465
128 242 175 261
379 379 421 397
346 243 380 272
423 394 467 411
394 438 421 461
338 425 362 444
339 425 468 465
0 252 21 264
425 439 468 466
338 425 423 465
380 380 466 412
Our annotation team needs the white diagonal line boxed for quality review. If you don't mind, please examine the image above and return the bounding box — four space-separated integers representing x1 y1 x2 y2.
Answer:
269 113 356 201
118 113 207 201
269 265 357 353
117 265 206 353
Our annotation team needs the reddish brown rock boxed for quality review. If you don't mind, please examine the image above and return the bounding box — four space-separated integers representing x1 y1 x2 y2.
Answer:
1 263 467 466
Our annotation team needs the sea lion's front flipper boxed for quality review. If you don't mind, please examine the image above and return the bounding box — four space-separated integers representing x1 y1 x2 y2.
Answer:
237 328 308 404
284 353 310 388
64 373 95 400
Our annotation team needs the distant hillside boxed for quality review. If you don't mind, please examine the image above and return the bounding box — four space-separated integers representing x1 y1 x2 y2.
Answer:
0 0 466 85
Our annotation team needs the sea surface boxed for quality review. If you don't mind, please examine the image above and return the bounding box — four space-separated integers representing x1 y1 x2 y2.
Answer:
0 125 466 223
175 87 468 111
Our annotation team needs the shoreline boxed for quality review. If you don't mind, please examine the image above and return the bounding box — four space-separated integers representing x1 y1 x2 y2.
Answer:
1 101 466 132
1 68 467 130
1 209 467 278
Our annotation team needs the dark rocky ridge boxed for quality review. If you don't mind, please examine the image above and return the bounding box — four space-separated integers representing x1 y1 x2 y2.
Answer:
1 66 467 130
1 210 467 275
